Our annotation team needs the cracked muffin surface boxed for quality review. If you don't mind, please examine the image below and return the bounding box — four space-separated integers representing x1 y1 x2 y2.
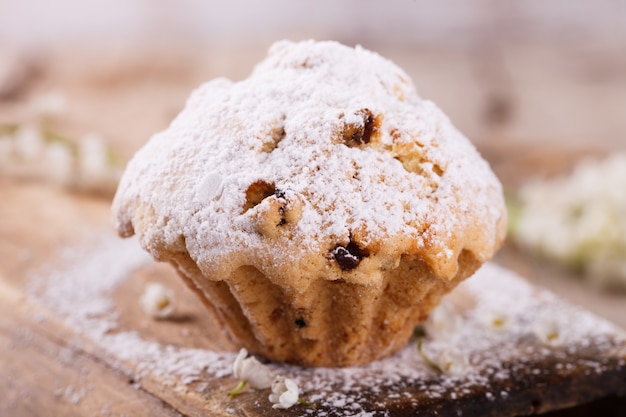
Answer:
112 40 507 367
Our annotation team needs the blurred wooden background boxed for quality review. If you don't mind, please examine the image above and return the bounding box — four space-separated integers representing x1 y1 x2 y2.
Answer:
1 0 625 153
1 2 625 415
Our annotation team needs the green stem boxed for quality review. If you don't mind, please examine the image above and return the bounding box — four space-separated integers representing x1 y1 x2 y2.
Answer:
417 339 443 374
297 397 316 409
0 123 19 136
228 380 247 396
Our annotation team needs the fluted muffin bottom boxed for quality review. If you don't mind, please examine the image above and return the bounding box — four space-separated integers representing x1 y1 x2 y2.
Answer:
168 248 481 367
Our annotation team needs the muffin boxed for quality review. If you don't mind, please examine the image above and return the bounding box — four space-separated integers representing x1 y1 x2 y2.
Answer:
112 40 507 367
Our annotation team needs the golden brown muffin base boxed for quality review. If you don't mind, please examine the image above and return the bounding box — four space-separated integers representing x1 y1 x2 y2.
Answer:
166 245 481 367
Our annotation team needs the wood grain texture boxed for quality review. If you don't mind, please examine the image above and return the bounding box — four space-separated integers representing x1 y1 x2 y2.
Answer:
0 285 183 417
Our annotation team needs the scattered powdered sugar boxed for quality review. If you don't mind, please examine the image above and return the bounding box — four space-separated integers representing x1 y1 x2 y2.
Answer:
30 236 152 335
29 233 626 415
29 234 234 384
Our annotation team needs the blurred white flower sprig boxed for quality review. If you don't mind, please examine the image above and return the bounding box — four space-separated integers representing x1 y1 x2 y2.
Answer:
415 302 472 377
533 319 563 347
0 90 124 196
508 153 626 291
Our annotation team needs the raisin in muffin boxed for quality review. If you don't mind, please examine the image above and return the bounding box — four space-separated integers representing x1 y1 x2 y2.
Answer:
112 40 507 367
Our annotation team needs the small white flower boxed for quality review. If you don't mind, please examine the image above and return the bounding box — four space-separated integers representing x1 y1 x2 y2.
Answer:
31 90 67 117
0 136 14 162
483 310 508 331
232 348 273 390
78 134 109 184
14 125 44 160
423 302 462 341
436 349 471 377
44 142 73 186
139 283 174 319
533 319 562 346
269 377 299 409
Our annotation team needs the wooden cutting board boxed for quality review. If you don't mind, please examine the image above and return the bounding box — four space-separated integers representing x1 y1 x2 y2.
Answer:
1 178 625 417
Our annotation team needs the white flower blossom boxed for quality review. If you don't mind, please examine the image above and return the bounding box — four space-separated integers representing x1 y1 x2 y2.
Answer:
232 348 273 390
269 377 299 409
483 310 508 331
31 90 67 117
139 283 174 319
0 136 14 162
45 142 73 186
14 125 44 160
513 153 626 290
423 302 462 341
533 319 563 346
436 349 471 376
78 134 109 185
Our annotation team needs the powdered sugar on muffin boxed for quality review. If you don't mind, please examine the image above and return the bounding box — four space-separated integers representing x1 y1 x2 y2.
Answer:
112 40 506 366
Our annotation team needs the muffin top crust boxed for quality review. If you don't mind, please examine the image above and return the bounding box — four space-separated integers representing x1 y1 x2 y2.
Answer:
112 40 507 292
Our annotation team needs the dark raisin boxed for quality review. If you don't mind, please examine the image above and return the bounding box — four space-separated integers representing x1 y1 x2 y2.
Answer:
357 109 375 144
342 109 377 146
331 240 369 271
294 318 306 328
332 246 359 270
276 196 288 226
